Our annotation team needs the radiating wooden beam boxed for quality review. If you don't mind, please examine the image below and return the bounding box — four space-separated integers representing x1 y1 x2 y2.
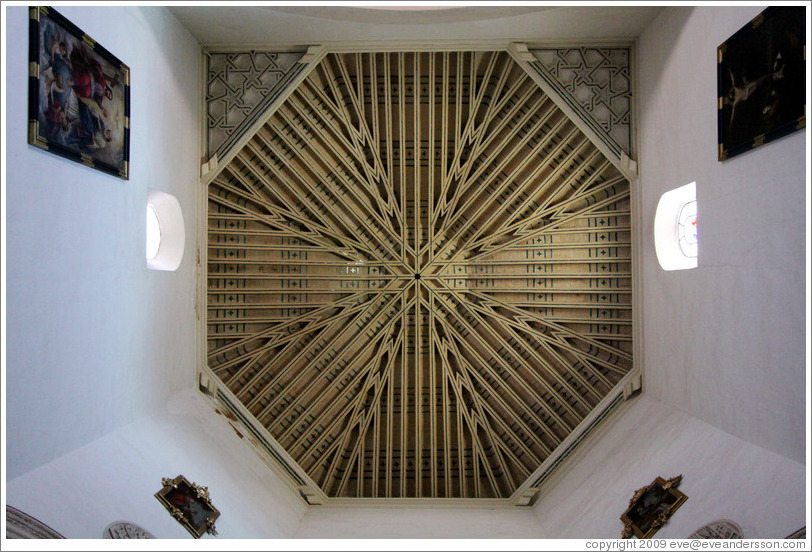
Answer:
207 49 634 501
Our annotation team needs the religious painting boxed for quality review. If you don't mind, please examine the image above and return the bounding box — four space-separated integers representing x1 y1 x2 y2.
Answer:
28 6 130 179
717 6 806 161
155 475 219 538
621 475 687 539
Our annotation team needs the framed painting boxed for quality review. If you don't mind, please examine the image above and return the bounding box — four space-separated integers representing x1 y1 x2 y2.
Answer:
621 475 687 539
155 475 219 538
717 6 806 161
28 6 130 179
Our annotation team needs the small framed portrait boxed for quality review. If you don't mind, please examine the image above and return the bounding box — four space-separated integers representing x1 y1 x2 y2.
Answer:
621 475 687 539
717 6 806 161
28 6 130 178
155 475 219 538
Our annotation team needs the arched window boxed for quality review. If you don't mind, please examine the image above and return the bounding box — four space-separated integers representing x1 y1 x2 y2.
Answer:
654 182 697 271
677 199 698 258
146 204 162 261
146 189 185 271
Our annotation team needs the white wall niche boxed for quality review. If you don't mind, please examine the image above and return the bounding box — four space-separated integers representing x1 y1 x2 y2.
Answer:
146 189 185 271
654 181 697 271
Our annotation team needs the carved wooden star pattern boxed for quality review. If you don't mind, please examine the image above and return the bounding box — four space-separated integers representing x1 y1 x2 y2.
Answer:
206 50 633 499
530 48 632 155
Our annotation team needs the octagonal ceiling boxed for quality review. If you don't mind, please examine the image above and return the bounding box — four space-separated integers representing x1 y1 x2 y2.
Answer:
205 49 633 501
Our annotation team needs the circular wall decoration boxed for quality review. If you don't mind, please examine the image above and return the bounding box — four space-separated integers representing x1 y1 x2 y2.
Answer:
102 521 155 539
689 520 743 539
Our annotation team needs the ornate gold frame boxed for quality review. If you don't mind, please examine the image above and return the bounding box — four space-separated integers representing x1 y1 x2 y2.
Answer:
155 475 219 538
28 6 131 179
717 6 806 161
621 475 687 539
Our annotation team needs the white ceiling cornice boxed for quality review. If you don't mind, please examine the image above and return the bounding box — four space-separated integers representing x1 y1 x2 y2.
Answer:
170 5 664 48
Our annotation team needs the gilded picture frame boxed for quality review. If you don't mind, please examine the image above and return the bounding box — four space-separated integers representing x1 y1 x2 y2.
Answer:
717 6 806 161
28 6 130 179
155 475 219 538
621 475 687 539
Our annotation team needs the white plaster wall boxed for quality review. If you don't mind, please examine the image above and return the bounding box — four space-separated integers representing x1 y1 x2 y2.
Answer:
4 4 807 543
532 395 806 539
637 6 807 463
170 5 664 46
5 6 201 480
294 506 546 539
5 389 306 539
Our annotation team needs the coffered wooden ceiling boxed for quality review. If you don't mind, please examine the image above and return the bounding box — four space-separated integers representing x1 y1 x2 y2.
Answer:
205 49 633 501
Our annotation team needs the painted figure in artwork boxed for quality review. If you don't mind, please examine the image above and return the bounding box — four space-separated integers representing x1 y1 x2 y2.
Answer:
69 43 118 117
30 7 130 177
65 98 112 152
37 16 123 157
168 489 211 529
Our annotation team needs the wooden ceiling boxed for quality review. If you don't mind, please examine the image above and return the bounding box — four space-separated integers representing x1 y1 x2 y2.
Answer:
206 50 632 500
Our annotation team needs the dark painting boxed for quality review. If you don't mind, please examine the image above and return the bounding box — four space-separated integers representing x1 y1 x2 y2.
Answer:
621 475 687 539
627 481 677 535
28 6 130 178
155 475 220 538
717 6 806 161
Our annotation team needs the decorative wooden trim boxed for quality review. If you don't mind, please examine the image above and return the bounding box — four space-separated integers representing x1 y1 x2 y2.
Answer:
508 42 637 182
197 365 321 495
201 47 634 503
512 370 636 500
205 49 310 159
202 45 327 185
195 38 636 54
322 497 512 510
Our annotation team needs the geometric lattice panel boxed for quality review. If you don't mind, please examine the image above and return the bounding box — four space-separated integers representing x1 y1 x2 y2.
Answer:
530 48 632 156
206 50 633 499
207 51 305 158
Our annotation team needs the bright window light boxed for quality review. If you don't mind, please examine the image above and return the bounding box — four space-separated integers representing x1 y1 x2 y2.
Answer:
146 189 185 271
146 204 162 260
677 200 698 258
654 182 698 271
